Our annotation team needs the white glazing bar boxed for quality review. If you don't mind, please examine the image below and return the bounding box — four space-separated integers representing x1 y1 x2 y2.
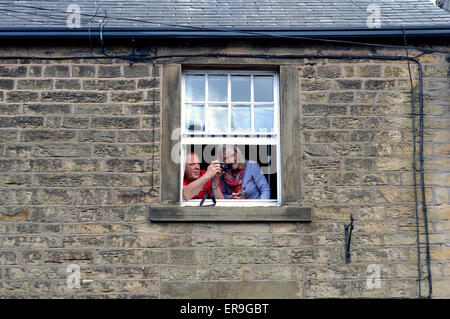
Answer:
181 73 185 131
228 74 231 134
181 137 277 145
180 143 186 202
250 74 255 133
205 74 208 132
181 199 279 207
275 73 282 204
180 132 276 136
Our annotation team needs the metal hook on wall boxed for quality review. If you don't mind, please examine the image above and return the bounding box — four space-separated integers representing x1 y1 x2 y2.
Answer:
345 214 354 264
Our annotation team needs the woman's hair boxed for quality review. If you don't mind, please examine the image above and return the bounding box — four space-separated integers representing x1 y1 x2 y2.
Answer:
220 145 246 170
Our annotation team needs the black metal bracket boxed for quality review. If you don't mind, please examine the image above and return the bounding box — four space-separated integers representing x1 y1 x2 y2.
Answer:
199 178 216 207
344 214 354 264
129 39 136 66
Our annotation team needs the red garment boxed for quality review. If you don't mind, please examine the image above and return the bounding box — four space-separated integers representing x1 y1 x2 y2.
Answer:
222 168 246 199
183 170 220 199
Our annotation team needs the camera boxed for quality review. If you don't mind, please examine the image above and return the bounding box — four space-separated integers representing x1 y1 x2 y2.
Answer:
219 162 233 173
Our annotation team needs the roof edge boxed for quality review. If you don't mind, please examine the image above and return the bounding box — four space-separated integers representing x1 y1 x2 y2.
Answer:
0 25 450 39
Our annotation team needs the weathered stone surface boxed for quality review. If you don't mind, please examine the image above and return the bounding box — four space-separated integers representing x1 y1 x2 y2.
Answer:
34 174 91 187
303 104 347 115
40 188 72 204
62 116 89 129
357 65 382 77
24 104 71 114
137 79 160 89
92 173 133 187
0 207 30 221
97 66 122 78
365 79 396 90
21 130 76 142
95 250 134 264
336 79 361 90
17 79 53 90
117 130 160 142
6 91 39 102
55 79 81 90
91 116 140 129
328 92 354 103
41 91 107 103
316 65 341 78
314 131 348 143
73 189 112 205
0 66 27 77
214 248 279 264
111 92 145 102
0 130 18 142
301 79 333 91
44 250 94 264
0 79 14 89
0 104 20 114
78 130 116 142
74 104 122 115
161 281 302 299
71 65 95 77
44 65 69 77
83 80 135 90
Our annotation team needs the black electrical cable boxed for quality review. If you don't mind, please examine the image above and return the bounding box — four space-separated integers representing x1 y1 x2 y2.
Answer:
403 27 432 299
0 52 417 62
0 2 450 54
403 26 422 299
418 55 433 300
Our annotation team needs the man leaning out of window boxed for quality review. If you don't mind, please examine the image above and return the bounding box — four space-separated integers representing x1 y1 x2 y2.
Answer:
183 152 224 200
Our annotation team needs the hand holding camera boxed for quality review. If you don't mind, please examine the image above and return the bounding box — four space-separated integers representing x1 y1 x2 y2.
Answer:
206 160 223 182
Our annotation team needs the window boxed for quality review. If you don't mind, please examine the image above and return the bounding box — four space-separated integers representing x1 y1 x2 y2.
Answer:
180 70 281 206
152 63 311 222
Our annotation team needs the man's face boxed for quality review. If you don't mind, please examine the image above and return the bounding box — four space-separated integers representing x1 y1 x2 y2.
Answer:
184 153 201 182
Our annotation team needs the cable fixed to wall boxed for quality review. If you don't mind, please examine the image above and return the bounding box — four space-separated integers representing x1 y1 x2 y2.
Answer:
344 215 354 264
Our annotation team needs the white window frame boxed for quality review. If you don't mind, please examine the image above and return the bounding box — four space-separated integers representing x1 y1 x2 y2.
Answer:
180 69 281 207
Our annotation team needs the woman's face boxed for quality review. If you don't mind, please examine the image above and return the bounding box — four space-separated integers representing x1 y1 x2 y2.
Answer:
223 149 239 171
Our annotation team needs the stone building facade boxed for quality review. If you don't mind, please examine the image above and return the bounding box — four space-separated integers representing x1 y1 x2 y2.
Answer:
0 39 448 298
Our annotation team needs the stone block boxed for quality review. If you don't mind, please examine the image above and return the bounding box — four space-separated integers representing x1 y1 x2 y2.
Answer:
161 281 302 299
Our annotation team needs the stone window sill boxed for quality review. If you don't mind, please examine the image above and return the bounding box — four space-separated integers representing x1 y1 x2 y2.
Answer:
148 205 312 222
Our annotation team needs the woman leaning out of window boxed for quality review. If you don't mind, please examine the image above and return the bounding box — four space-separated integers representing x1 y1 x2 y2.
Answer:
219 145 270 199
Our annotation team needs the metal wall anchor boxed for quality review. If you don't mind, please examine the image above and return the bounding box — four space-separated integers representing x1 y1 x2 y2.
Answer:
345 214 354 264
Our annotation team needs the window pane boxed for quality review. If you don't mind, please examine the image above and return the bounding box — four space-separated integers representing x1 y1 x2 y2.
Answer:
232 104 251 132
207 104 228 132
254 104 274 132
208 75 228 101
254 76 274 102
185 75 205 101
231 75 251 102
185 104 205 131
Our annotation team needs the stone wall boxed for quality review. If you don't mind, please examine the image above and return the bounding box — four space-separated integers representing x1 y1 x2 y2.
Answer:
0 42 448 298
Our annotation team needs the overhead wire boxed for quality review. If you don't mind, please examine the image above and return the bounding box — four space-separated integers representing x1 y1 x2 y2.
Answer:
0 2 449 54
